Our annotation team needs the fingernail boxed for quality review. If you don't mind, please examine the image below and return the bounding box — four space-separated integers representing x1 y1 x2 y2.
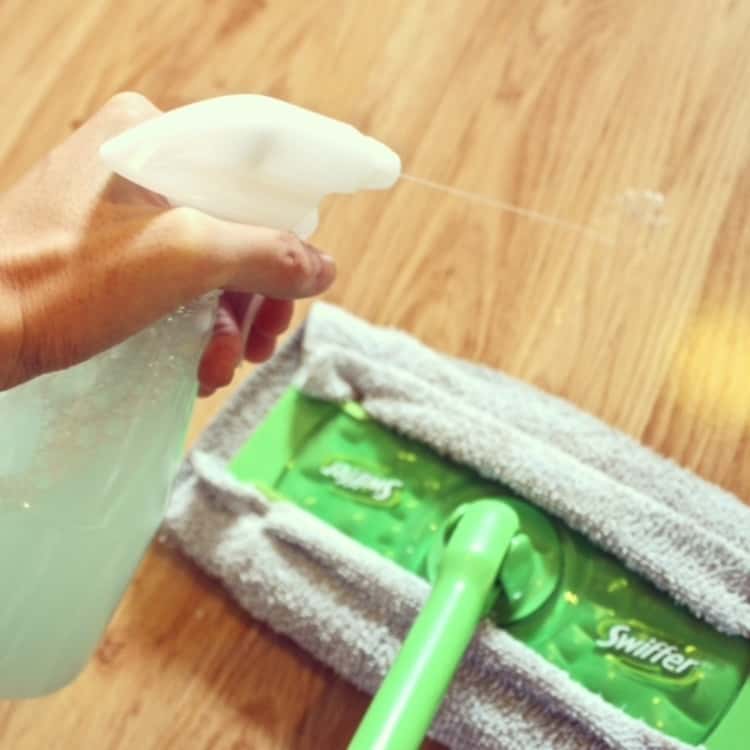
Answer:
300 241 323 263
316 253 336 289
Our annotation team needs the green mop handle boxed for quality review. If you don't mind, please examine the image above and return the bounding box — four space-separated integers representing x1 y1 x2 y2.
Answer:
348 500 519 750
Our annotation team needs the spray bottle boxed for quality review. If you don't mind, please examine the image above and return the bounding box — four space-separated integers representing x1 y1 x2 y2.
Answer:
0 95 401 698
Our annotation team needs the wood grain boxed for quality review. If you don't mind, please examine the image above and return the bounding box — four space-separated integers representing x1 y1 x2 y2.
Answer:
2 1 750 748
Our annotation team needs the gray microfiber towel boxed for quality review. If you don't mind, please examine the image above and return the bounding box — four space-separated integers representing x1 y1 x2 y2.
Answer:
165 302 750 750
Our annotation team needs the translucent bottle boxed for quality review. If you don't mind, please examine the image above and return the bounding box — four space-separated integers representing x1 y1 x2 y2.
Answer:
0 95 401 698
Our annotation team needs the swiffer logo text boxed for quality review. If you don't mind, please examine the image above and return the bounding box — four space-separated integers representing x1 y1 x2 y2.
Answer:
320 462 403 503
595 624 701 676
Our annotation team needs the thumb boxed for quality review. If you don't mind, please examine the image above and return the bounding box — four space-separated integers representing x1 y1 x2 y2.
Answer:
156 208 337 299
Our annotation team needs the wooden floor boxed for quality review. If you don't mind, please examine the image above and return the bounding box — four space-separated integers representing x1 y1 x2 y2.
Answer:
2 1 750 748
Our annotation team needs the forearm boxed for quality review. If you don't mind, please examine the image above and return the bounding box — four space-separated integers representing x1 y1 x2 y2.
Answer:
0 271 24 392
0 207 25 391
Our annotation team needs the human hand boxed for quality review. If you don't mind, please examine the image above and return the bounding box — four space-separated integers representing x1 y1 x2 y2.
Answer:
0 92 336 393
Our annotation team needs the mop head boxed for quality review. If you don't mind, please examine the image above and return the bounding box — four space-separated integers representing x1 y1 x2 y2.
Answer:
166 303 750 750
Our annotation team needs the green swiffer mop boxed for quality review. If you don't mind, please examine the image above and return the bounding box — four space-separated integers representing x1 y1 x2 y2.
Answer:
230 388 750 750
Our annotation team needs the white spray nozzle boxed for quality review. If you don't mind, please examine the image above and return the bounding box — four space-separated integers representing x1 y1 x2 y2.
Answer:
100 95 401 238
